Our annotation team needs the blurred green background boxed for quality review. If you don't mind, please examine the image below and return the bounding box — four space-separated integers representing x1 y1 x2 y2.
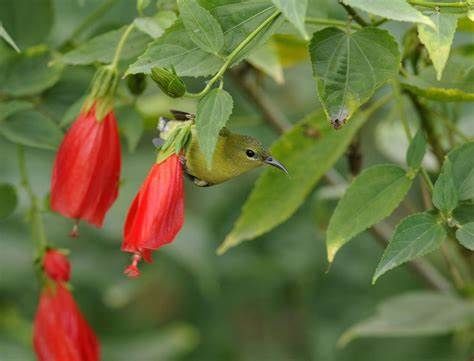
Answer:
0 0 473 360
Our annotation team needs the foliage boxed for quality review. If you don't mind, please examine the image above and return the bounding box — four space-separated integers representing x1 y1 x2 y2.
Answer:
0 0 473 360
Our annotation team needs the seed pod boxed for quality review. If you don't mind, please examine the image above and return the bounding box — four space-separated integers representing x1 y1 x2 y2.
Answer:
127 73 147 96
150 67 186 98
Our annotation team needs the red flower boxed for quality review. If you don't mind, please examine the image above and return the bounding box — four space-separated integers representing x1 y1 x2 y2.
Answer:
50 103 121 228
43 249 70 282
122 154 184 277
33 284 100 361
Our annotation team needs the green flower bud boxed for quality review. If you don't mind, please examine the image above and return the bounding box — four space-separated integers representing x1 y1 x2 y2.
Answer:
150 67 186 98
127 73 147 96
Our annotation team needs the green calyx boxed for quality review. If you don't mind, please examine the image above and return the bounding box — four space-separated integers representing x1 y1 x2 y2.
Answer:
150 67 186 98
84 65 119 121
156 121 192 164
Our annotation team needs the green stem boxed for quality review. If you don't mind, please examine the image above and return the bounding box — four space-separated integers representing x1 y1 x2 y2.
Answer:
186 10 281 98
391 80 434 192
408 0 470 8
305 17 361 29
110 23 135 70
59 0 120 50
339 2 369 26
17 146 48 280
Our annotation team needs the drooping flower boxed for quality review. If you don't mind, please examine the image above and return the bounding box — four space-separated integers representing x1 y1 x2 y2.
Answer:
122 154 184 277
34 249 99 361
50 66 121 232
34 284 100 361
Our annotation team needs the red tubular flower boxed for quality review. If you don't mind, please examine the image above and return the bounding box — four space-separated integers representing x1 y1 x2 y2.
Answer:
43 249 70 282
34 249 99 361
122 154 184 277
34 284 100 361
50 103 121 228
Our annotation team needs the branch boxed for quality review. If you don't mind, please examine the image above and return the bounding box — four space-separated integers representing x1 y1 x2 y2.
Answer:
339 1 369 27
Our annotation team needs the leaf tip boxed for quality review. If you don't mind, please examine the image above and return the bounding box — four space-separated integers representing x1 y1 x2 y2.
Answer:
326 243 338 263
216 235 236 255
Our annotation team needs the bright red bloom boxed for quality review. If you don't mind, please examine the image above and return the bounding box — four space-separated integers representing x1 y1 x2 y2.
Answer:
122 154 184 277
50 103 121 228
43 249 70 282
33 283 99 361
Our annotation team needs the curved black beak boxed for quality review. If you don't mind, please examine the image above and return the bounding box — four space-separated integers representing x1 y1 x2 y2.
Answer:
264 156 288 175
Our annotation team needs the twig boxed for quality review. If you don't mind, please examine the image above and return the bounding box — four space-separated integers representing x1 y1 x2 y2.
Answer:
339 1 369 27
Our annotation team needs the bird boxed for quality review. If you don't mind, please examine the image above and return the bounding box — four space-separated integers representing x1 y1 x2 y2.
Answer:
153 110 288 187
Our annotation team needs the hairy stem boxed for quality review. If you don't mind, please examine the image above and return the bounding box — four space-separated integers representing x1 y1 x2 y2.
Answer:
110 23 135 70
339 1 369 26
408 0 471 8
305 17 361 29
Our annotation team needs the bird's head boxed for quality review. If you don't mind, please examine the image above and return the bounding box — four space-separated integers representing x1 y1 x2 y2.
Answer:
224 130 288 175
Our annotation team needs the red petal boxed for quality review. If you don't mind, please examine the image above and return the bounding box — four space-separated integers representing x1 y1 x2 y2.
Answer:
43 249 71 282
50 105 121 227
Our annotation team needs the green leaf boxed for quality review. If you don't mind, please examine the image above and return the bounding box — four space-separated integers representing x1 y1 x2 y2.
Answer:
373 212 446 283
406 130 427 169
127 1 282 77
247 42 284 84
309 27 400 127
0 110 63 150
339 291 474 347
271 0 308 39
0 0 53 48
196 88 233 166
418 13 458 81
401 57 474 101
0 50 63 97
342 0 434 28
0 183 17 219
0 23 20 52
447 141 474 201
134 11 177 39
326 164 413 263
177 0 224 54
116 106 144 153
456 222 474 251
61 27 153 65
217 102 380 255
453 203 474 225
0 101 33 122
433 158 458 214
137 0 151 15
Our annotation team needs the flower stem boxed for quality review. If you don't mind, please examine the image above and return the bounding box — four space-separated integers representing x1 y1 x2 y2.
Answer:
186 10 281 98
408 0 470 8
305 17 361 29
17 146 48 279
110 23 135 70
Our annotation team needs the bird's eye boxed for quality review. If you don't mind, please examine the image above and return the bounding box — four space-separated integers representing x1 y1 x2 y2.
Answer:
246 149 255 158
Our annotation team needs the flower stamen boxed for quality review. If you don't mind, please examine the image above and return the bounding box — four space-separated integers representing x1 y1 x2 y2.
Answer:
124 253 142 278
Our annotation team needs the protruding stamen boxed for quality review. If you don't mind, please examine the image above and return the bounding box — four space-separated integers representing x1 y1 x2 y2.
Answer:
69 221 79 238
124 253 142 278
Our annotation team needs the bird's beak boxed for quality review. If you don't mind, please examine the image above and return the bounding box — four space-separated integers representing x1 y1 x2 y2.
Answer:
264 156 288 175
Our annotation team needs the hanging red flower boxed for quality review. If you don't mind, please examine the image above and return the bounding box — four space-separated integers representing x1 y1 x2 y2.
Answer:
34 284 100 361
50 103 121 229
122 154 184 277
34 249 99 361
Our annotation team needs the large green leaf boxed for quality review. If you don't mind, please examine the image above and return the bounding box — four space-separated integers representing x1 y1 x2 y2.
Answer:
0 23 20 52
326 164 413 263
339 292 474 346
406 130 427 169
309 27 399 127
0 50 63 97
271 0 308 39
447 141 474 201
127 1 282 77
196 88 233 166
0 0 53 48
418 13 458 81
373 212 446 283
456 222 474 251
432 158 458 214
342 0 434 27
177 0 224 54
0 101 33 121
217 102 380 255
133 11 177 39
401 57 474 101
247 42 284 84
61 27 153 65
0 110 63 150
0 183 17 219
453 203 474 225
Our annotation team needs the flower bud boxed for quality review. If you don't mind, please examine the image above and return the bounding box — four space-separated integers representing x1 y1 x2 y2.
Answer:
43 249 71 282
150 67 186 98
127 73 147 96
